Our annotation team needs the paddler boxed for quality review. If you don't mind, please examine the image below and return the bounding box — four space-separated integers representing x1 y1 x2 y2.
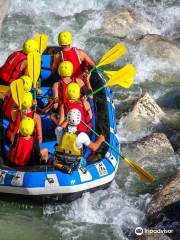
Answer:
0 39 39 85
8 117 48 166
52 82 92 133
51 32 95 96
52 60 85 109
6 91 42 144
54 108 105 173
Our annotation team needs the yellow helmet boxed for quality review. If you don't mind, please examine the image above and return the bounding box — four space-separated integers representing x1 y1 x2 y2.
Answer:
21 75 32 92
23 39 39 54
22 92 33 109
19 117 35 137
67 82 80 101
58 32 72 46
58 61 73 77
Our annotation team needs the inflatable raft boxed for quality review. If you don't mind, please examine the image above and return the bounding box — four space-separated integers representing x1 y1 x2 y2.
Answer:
0 48 120 202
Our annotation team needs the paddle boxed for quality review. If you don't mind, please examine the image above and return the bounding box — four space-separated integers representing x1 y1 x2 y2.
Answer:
10 79 24 118
35 33 48 55
28 52 41 110
81 120 154 183
83 43 126 77
87 64 136 97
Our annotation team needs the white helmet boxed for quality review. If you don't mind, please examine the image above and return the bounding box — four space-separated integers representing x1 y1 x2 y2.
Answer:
67 109 81 126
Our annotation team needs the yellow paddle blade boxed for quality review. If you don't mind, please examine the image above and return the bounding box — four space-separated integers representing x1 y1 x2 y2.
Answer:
35 33 48 55
96 43 126 68
0 85 10 99
123 157 154 183
10 79 24 110
105 64 136 88
28 52 41 88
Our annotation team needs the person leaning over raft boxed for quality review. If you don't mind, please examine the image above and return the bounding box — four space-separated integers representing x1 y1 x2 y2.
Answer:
54 108 105 173
52 82 92 133
51 31 95 93
0 39 39 85
52 60 85 109
8 117 48 167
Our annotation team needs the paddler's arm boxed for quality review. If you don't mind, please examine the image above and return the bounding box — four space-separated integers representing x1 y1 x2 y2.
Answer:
82 98 92 119
20 59 28 75
51 53 60 72
88 135 105 151
58 104 65 126
77 49 95 67
34 113 42 143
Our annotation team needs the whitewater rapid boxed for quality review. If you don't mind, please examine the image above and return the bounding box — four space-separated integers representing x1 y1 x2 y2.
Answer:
0 0 179 239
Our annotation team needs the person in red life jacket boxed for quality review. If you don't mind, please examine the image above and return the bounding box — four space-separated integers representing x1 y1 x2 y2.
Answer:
2 75 33 120
51 82 92 133
8 117 48 167
7 92 42 144
54 108 105 172
0 39 39 85
52 60 85 110
51 31 95 91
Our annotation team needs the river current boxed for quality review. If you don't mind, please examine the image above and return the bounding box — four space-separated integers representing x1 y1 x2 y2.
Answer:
0 0 179 239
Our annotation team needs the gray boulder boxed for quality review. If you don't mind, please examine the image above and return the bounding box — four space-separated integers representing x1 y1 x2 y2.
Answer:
139 34 180 64
121 92 165 132
137 232 171 240
125 133 174 161
103 10 135 38
0 0 10 28
146 171 180 225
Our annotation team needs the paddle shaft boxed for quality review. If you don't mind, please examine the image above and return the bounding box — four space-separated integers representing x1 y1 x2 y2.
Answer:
81 120 123 159
87 85 105 97
82 66 96 79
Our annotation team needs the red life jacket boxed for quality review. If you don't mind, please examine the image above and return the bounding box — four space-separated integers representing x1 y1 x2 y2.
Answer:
58 78 76 105
6 110 34 141
64 100 92 133
2 96 15 120
0 51 26 84
60 48 83 78
8 134 34 166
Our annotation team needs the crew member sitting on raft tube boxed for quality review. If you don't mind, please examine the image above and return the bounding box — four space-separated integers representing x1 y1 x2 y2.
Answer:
52 60 85 110
2 75 32 120
8 117 48 167
51 32 95 106
1 38 42 119
0 39 39 85
51 82 92 133
54 108 105 173
7 91 43 144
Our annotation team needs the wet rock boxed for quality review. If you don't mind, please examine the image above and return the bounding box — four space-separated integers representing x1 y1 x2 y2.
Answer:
0 0 10 27
125 133 174 161
139 34 180 64
146 171 180 226
137 232 171 240
103 10 135 38
162 111 180 131
121 93 165 131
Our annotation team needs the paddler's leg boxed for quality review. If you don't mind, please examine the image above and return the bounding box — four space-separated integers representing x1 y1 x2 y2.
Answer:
40 148 48 163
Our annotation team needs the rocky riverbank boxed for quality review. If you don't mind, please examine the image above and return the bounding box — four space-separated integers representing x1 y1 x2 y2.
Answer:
117 90 180 238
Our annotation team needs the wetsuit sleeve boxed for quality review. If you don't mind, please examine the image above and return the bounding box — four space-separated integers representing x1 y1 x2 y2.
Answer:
76 132 91 149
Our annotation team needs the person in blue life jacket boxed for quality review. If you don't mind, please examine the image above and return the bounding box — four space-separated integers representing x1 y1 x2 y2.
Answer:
54 108 105 173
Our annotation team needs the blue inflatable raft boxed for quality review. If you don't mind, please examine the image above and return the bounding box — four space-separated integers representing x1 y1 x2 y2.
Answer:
0 49 120 202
